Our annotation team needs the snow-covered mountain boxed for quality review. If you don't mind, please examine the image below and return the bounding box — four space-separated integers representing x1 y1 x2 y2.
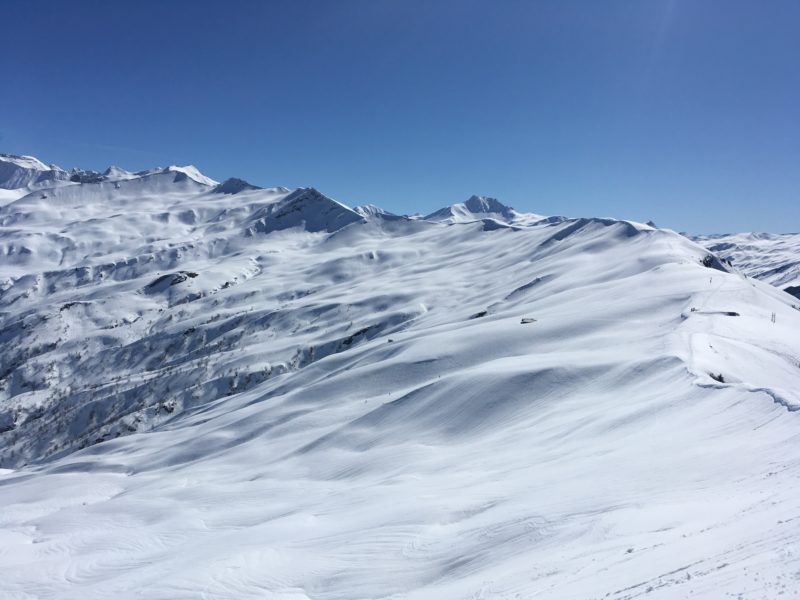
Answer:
695 232 800 298
0 154 71 202
424 194 551 226
0 153 218 202
1 155 800 599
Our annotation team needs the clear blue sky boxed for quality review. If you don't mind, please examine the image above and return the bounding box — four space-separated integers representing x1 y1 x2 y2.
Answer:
2 0 798 233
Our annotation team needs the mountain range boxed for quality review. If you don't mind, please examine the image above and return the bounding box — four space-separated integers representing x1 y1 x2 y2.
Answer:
1 152 799 599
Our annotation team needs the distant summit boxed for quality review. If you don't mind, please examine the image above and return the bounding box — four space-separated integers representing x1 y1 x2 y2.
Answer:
0 153 219 191
425 195 545 226
463 195 516 219
0 153 69 189
353 204 407 222
213 178 262 194
159 165 218 186
245 187 363 235
103 166 137 180
354 204 393 218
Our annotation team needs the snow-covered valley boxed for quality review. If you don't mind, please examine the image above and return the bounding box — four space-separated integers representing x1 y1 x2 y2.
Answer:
1 153 800 599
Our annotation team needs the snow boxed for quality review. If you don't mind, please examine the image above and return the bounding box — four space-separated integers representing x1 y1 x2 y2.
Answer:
213 177 262 194
695 232 800 296
163 165 219 186
1 156 800 599
0 153 70 190
0 153 50 172
0 188 28 206
424 194 547 226
354 204 397 218
103 165 137 181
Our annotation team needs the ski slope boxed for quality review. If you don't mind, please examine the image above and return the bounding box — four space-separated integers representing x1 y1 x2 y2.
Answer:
1 156 800 600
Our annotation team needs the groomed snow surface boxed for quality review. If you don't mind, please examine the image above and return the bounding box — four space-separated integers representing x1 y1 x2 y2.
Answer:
1 155 800 599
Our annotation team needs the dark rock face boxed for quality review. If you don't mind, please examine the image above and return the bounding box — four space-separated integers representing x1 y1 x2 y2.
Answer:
69 170 105 184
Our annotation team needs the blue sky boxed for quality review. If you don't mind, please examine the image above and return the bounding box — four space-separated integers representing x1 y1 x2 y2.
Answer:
2 0 798 233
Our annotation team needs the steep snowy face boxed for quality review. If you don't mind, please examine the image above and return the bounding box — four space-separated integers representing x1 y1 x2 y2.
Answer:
425 194 546 225
695 232 800 296
0 153 70 189
1 159 800 599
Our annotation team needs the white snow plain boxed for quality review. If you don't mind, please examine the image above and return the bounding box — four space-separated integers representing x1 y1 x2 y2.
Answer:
1 155 800 599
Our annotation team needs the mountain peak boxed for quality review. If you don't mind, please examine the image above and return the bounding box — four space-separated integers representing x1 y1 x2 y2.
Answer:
354 204 396 217
463 195 514 217
425 195 532 224
103 165 135 180
163 165 218 186
0 153 54 172
245 187 364 235
0 153 222 191
0 153 69 190
213 177 262 194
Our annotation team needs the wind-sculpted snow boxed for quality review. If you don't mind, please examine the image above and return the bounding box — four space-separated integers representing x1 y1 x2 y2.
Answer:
1 159 800 599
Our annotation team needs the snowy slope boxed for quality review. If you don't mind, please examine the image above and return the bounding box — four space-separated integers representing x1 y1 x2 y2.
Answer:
1 158 800 599
695 232 800 298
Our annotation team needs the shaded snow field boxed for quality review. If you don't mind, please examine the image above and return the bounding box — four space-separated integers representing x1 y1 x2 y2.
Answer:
1 154 800 599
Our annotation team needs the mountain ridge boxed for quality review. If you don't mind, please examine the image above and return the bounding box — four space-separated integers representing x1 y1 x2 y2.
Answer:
1 152 800 598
